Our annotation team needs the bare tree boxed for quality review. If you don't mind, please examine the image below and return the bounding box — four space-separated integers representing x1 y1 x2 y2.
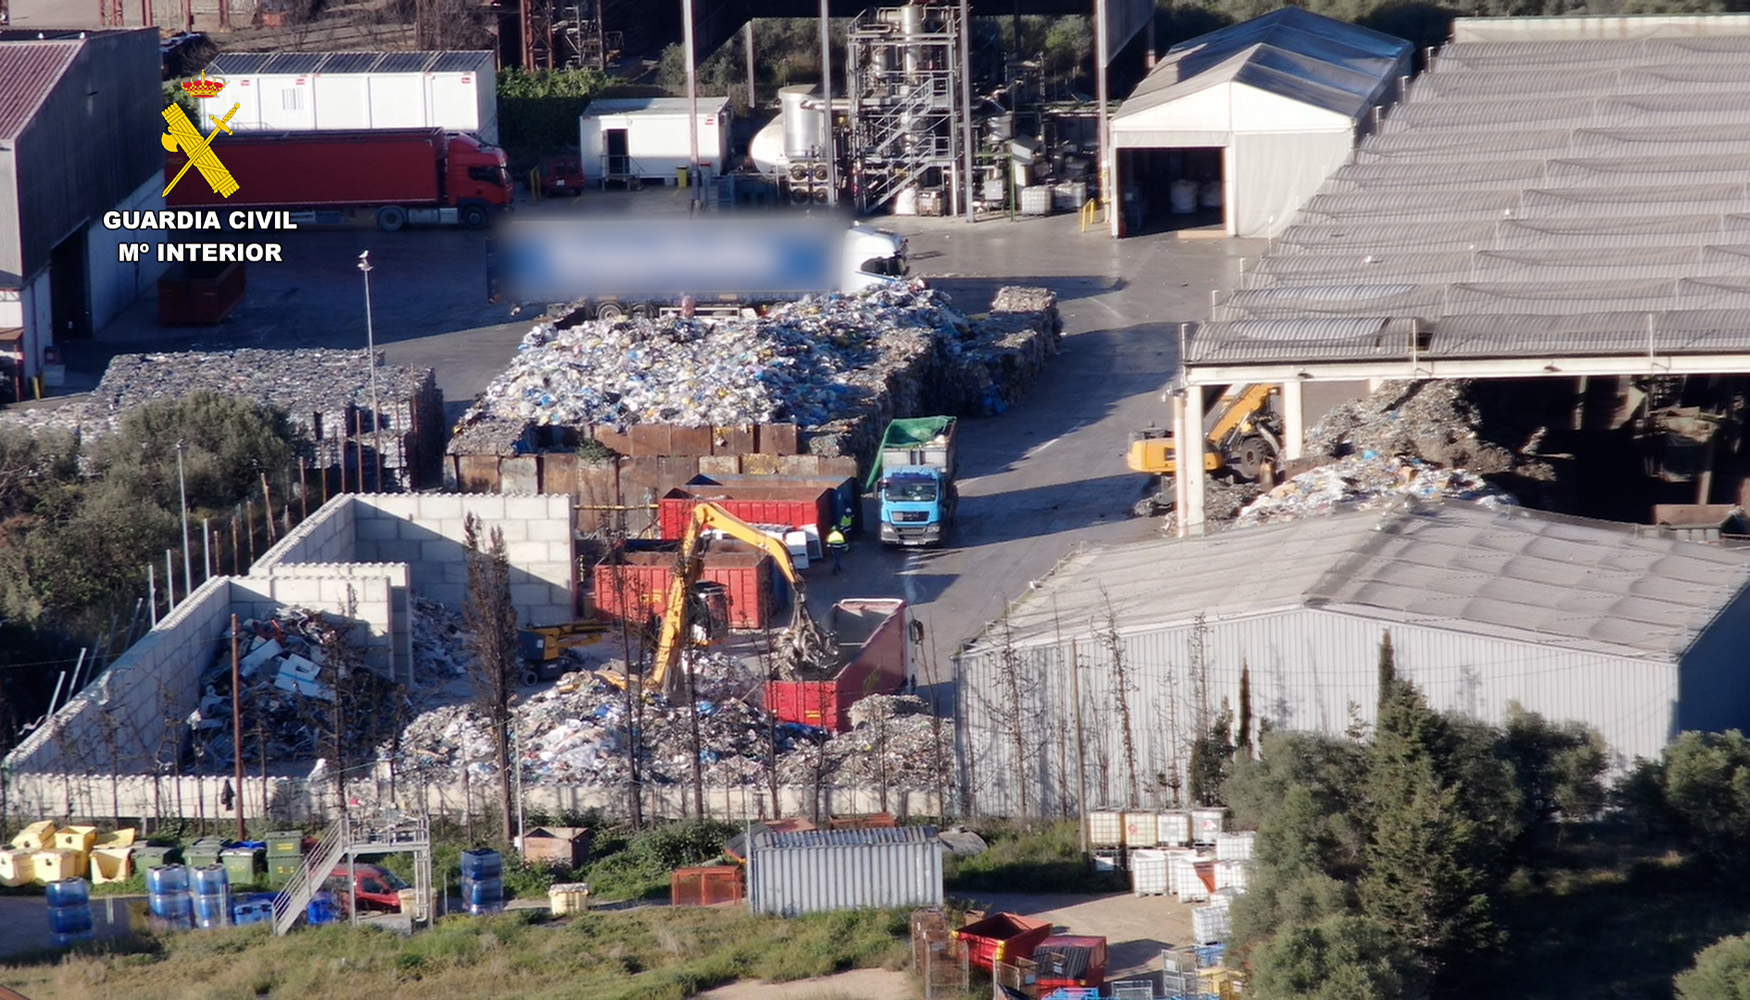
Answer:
1098 591 1140 808
316 589 365 810
995 610 1030 821
463 513 521 844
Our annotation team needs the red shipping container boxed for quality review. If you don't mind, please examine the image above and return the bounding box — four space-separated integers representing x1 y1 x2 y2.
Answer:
592 544 773 630
956 912 1053 973
658 484 837 542
764 599 912 732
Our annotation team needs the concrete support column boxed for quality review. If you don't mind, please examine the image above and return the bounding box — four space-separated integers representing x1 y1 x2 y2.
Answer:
1281 379 1304 461
1183 386 1206 535
1172 392 1189 537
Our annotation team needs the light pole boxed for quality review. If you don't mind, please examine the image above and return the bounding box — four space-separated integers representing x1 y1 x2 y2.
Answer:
357 251 383 492
176 439 192 597
682 0 700 208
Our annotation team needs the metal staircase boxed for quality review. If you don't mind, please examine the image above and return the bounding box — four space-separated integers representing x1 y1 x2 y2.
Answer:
271 809 434 935
847 5 967 215
272 816 350 936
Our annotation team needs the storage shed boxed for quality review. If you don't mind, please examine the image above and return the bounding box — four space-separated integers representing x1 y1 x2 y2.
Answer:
746 826 942 916
955 501 1750 816
1110 8 1410 237
579 97 731 186
198 51 497 144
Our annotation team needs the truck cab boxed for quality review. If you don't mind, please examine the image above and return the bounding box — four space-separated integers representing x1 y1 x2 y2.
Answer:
842 225 908 293
879 466 956 546
444 133 513 225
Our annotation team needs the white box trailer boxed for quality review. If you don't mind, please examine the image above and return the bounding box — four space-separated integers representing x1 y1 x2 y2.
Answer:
199 51 497 144
579 97 731 185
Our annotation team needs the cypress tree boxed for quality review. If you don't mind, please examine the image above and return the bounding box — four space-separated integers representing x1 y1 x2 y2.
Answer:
1238 662 1254 753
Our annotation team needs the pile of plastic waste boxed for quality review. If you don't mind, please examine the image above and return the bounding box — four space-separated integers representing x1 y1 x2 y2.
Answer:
453 286 966 437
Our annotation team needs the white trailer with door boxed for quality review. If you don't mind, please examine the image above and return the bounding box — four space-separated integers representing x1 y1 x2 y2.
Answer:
578 97 731 187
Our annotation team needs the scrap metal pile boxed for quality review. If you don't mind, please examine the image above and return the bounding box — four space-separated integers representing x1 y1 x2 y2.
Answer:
185 610 405 771
1171 380 1549 531
778 695 950 792
0 349 442 487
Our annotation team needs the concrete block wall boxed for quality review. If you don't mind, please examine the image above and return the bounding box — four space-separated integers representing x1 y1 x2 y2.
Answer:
251 493 357 572
351 493 577 624
4 577 237 773
235 566 407 679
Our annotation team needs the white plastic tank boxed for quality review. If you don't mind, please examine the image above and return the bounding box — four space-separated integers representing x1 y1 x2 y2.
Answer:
1170 179 1199 214
1199 180 1223 208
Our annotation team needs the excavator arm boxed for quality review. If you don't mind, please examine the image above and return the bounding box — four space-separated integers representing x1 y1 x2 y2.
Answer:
602 502 828 697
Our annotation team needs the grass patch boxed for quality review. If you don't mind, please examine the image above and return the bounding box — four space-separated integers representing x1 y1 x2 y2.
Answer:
943 820 1126 894
0 905 911 1000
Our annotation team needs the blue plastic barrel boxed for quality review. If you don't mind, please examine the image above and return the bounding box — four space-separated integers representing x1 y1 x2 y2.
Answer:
306 891 336 926
52 931 94 947
192 892 229 923
190 865 229 895
462 875 503 906
44 878 90 908
459 849 502 880
47 904 94 935
148 891 192 920
146 864 189 895
464 900 504 916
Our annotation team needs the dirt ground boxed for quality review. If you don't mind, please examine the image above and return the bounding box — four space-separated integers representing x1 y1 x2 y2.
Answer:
696 968 915 1000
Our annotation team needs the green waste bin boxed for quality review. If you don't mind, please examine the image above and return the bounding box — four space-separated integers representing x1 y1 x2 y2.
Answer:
222 847 264 887
266 831 305 858
269 856 304 889
185 837 226 870
133 845 176 869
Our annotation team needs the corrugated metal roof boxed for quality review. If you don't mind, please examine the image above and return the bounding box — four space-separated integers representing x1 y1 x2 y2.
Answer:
1197 22 1750 369
260 52 325 74
0 42 79 141
429 51 490 72
208 52 271 74
752 826 938 850
373 52 436 73
318 52 381 73
1117 8 1409 126
583 96 731 116
970 502 1750 661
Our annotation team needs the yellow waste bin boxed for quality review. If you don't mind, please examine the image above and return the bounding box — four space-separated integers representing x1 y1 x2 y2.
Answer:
676 166 690 188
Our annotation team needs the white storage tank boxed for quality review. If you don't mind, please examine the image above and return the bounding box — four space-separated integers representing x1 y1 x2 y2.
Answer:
1020 185 1053 216
198 51 498 144
1157 810 1191 847
1174 854 1210 902
1129 848 1169 896
1191 808 1224 845
1215 831 1254 862
746 826 942 917
1087 810 1123 848
1122 812 1158 848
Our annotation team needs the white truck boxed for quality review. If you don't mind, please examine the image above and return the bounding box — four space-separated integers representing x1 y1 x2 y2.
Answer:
488 216 908 319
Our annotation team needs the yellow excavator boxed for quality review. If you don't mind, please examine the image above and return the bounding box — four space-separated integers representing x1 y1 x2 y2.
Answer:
597 502 831 697
1127 383 1283 511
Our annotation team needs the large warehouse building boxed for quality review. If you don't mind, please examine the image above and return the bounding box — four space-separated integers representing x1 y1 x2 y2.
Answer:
1173 13 1750 533
1110 8 1410 238
954 502 1750 816
0 28 163 401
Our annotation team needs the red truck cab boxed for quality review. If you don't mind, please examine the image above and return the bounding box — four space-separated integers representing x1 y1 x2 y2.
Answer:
328 863 409 913
449 133 514 212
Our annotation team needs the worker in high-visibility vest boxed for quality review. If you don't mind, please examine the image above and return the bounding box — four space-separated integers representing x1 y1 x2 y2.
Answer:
826 525 849 575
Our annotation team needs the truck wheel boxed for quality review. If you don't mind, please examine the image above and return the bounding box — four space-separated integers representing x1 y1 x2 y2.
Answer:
376 206 407 232
629 302 652 319
461 204 489 229
521 669 540 686
1234 436 1272 481
596 302 625 321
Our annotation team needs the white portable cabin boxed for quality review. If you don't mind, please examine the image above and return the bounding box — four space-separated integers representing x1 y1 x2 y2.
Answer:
578 97 731 185
198 50 498 144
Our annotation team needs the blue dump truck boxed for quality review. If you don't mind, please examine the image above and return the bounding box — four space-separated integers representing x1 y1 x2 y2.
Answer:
487 215 907 318
869 417 959 547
